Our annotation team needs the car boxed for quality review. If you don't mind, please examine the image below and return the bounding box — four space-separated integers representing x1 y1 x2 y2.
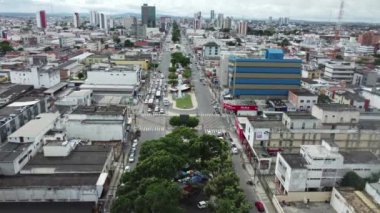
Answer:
131 147 136 154
232 147 239 154
160 108 165 114
147 108 152 113
255 201 265 212
231 143 237 148
144 99 149 104
197 201 208 209
124 166 131 172
132 143 137 148
128 156 135 163
133 139 138 143
154 106 159 112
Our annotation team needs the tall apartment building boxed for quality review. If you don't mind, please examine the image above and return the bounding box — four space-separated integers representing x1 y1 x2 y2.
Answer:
36 10 47 29
90 10 99 26
358 31 380 46
217 13 224 29
99 13 108 31
238 21 248 36
228 49 302 99
73 12 80 28
223 16 232 29
141 3 156 28
324 61 355 83
210 10 215 20
193 11 202 30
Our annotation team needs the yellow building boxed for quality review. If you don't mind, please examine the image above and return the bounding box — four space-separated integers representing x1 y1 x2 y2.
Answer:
110 59 150 71
83 55 109 65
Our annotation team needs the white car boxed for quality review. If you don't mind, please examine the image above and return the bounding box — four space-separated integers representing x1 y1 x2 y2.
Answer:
232 147 239 154
147 108 152 113
160 108 165 114
128 156 135 163
197 201 208 209
124 166 131 172
154 106 159 112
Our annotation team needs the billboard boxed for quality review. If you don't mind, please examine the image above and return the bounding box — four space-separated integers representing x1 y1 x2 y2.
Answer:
223 102 258 111
254 128 270 141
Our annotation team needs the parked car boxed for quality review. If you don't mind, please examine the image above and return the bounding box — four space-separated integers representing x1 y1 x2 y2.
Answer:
197 201 208 209
160 108 165 114
232 147 239 154
147 108 152 113
255 201 265 212
124 166 131 172
128 156 135 163
154 106 159 112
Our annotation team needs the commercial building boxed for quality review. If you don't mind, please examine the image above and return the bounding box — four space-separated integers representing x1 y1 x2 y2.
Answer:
357 45 375 55
352 69 378 87
81 65 141 93
73 12 80 28
0 93 48 144
223 16 232 29
141 4 156 28
217 13 224 29
275 140 380 194
358 31 380 46
332 91 369 111
228 49 302 99
324 61 355 83
36 10 47 29
65 105 127 142
55 90 93 112
202 41 220 58
210 10 215 20
288 89 318 111
0 113 60 175
10 65 61 89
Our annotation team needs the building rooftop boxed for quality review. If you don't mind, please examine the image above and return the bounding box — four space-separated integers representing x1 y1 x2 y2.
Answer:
0 173 100 187
0 85 34 105
281 154 308 169
339 189 380 213
314 103 358 112
301 78 319 84
285 112 317 120
301 144 341 160
72 105 126 116
0 143 30 162
358 120 380 130
204 41 219 47
8 113 59 139
341 151 380 164
0 202 95 213
290 89 317 97
340 91 366 102
22 145 112 173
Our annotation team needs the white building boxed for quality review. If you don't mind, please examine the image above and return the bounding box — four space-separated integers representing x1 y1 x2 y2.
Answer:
10 66 60 89
311 104 360 128
202 41 220 58
0 113 60 175
66 106 127 141
99 13 108 31
55 90 93 109
288 89 318 112
324 61 355 83
282 112 319 130
90 10 99 26
357 45 375 55
275 140 380 194
81 65 141 93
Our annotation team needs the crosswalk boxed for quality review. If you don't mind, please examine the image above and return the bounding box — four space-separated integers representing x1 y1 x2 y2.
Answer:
139 113 225 117
140 113 169 117
136 126 166 132
199 113 226 117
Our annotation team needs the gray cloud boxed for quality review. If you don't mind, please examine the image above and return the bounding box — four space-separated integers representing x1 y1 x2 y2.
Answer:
0 0 379 22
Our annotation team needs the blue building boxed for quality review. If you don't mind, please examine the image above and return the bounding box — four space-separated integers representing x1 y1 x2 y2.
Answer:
228 49 302 99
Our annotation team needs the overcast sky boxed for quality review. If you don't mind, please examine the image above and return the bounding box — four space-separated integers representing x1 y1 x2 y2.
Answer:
0 0 379 23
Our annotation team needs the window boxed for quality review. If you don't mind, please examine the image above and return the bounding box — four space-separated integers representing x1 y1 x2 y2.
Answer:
306 100 310 103
313 100 316 103
300 100 304 103
302 122 305 129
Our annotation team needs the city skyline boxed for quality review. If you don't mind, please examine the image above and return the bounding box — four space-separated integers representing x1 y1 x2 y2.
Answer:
0 0 379 23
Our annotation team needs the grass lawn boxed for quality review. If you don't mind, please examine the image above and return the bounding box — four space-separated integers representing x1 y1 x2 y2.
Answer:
176 94 193 109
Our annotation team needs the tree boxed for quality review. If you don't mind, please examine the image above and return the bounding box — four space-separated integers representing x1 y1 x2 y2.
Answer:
220 28 230 33
168 73 178 79
341 171 366 190
280 38 290 47
0 41 14 53
77 72 85 79
43 46 52 52
183 69 192 78
169 67 176 72
226 41 235 46
124 39 134 47
169 116 199 128
113 36 121 44
318 94 331 104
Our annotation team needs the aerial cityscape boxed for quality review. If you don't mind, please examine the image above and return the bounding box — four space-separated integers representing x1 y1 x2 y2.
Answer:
0 0 380 213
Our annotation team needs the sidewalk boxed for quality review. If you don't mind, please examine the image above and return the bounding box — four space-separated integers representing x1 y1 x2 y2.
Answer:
228 129 276 213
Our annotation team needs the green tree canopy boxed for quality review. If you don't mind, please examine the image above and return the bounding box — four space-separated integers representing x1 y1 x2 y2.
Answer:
341 171 366 190
124 39 134 47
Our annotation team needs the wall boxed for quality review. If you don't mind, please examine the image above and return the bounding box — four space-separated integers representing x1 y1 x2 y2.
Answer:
365 183 380 205
311 107 359 124
0 186 98 202
86 70 139 86
330 188 354 213
276 191 331 202
110 60 149 71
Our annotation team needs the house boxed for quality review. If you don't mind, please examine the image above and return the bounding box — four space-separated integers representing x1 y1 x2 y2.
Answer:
288 89 318 111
